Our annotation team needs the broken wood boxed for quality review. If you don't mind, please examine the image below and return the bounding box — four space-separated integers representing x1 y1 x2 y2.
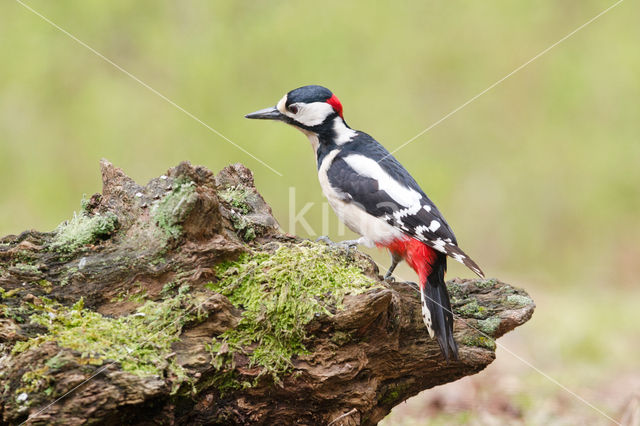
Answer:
0 161 534 425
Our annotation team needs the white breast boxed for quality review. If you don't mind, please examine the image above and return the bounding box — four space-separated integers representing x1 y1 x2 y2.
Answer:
317 150 404 247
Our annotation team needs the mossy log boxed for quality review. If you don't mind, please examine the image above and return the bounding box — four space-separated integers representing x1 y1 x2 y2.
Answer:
0 161 534 425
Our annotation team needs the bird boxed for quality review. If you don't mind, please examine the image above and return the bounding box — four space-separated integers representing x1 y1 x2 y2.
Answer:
245 85 484 360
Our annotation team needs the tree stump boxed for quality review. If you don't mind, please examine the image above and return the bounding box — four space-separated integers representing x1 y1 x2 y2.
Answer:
0 160 534 425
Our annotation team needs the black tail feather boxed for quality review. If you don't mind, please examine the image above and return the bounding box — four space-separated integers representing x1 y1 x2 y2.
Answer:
422 253 458 361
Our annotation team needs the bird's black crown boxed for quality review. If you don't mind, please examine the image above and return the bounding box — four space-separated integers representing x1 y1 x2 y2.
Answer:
286 85 333 106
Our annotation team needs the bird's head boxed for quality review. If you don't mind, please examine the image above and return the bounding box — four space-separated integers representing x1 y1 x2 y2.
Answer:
245 85 345 134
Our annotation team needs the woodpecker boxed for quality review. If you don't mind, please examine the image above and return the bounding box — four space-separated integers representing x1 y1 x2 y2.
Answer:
246 85 484 360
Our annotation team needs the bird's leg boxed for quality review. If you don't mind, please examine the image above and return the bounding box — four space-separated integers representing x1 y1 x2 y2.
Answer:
384 252 403 282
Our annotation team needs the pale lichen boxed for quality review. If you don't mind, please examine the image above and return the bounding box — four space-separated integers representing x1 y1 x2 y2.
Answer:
506 294 533 307
460 334 496 350
475 278 498 289
151 179 197 240
12 263 40 274
219 185 251 214
50 212 118 252
219 185 257 241
457 299 489 319
477 316 501 335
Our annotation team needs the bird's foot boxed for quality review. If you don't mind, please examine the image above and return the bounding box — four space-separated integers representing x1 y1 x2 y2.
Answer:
383 273 396 283
316 236 360 257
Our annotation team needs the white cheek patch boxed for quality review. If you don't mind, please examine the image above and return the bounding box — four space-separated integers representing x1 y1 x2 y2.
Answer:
279 100 334 127
277 93 338 127
342 154 423 208
293 102 336 127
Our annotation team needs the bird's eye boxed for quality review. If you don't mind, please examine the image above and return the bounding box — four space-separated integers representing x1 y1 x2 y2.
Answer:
288 105 299 114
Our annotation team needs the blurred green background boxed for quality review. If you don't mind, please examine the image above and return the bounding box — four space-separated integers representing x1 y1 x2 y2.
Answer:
1 1 638 424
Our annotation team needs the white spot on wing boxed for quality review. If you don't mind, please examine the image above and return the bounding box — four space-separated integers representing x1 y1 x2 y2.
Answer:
415 225 428 237
428 220 441 232
430 238 446 253
393 204 422 228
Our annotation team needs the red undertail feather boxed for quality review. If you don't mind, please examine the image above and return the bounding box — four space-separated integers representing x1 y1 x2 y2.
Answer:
379 237 459 360
379 237 437 286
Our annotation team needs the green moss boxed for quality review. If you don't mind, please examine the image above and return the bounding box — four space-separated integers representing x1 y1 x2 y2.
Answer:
206 241 377 384
17 366 53 395
456 300 489 319
45 352 71 370
161 281 178 295
151 179 197 240
226 213 256 242
331 331 352 346
12 263 40 274
36 280 53 293
1 288 19 299
446 282 465 299
381 390 400 405
11 250 37 265
379 382 409 406
80 193 95 213
110 282 149 304
12 293 201 387
58 266 80 287
460 334 496 350
50 212 118 252
477 316 501 335
506 294 533 307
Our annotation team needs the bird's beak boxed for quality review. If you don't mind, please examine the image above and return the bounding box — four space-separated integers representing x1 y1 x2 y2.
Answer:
245 106 284 121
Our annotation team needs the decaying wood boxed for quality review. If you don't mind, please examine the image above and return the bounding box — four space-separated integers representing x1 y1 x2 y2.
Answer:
0 161 534 425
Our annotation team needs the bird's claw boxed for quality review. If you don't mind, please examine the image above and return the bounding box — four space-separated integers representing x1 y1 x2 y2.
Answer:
316 236 333 245
383 274 396 283
316 236 358 257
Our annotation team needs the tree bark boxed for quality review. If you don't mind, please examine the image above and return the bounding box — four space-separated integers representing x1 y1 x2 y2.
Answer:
0 160 534 425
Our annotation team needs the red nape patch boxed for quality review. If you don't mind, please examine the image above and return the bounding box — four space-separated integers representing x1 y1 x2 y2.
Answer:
378 238 438 284
326 94 343 118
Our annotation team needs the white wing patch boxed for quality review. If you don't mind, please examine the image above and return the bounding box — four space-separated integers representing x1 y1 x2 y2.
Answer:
343 154 423 208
